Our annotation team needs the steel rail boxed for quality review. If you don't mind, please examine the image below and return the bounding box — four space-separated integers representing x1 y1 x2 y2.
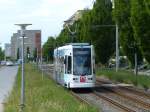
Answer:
93 91 136 112
96 78 150 99
96 79 150 110
70 91 92 106
121 86 150 99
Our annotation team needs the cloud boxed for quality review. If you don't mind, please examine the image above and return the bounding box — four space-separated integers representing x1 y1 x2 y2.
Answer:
0 0 94 48
0 0 17 5
19 0 94 18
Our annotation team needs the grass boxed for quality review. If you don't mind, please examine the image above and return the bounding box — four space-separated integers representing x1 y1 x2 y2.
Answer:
4 64 97 112
97 69 150 90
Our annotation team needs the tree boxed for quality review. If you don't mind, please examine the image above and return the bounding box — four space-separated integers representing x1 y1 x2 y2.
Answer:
0 47 4 60
90 0 115 64
113 0 143 66
33 48 37 62
43 36 56 61
17 48 20 60
131 0 150 63
26 47 30 61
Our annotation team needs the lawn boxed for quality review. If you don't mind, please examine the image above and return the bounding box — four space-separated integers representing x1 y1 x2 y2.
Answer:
97 69 150 90
4 64 97 112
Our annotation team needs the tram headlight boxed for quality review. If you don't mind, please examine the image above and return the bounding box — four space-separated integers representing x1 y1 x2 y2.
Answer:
73 78 78 80
88 78 93 80
73 78 78 82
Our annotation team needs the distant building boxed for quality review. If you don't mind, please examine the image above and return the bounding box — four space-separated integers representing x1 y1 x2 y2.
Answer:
5 43 11 58
63 10 87 28
11 30 41 60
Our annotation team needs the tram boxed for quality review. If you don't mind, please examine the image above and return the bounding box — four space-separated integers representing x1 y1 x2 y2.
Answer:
53 43 95 88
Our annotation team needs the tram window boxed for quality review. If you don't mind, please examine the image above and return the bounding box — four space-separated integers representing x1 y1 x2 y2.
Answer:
67 56 72 74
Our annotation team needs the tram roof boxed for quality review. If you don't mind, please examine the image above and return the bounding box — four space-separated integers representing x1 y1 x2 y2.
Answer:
65 43 90 46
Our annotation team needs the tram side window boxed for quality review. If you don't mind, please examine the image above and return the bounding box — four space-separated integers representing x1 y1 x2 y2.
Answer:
67 56 72 74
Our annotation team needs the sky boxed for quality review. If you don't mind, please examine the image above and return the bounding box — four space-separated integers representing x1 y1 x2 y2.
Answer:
0 0 95 49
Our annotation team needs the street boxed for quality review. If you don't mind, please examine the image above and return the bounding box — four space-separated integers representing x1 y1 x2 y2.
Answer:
0 66 18 112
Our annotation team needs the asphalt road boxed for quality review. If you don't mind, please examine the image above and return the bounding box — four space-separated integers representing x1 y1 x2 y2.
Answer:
0 66 18 112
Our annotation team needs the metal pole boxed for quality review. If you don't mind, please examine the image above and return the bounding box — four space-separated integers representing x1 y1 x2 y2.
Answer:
20 35 25 112
116 24 119 72
40 46 43 79
15 24 32 112
41 47 42 64
134 50 138 85
134 49 138 75
37 47 38 65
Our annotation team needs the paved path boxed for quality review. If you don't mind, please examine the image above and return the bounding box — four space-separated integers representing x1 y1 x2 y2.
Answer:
0 66 18 112
138 70 150 76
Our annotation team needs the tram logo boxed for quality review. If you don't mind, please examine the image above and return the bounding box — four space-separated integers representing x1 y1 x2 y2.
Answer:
80 76 86 82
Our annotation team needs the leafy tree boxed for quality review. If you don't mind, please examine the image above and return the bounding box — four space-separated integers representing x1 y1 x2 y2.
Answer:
131 0 150 63
113 0 143 66
26 47 30 61
77 9 92 42
43 37 56 61
90 0 115 64
0 47 4 60
144 0 150 14
17 48 20 60
33 48 37 61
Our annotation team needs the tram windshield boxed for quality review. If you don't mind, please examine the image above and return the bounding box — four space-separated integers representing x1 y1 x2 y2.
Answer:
73 48 91 75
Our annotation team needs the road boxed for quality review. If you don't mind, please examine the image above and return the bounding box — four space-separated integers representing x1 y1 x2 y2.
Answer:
0 66 18 112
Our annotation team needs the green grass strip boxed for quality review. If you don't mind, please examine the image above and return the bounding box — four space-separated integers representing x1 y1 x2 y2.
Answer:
4 64 97 112
97 69 150 90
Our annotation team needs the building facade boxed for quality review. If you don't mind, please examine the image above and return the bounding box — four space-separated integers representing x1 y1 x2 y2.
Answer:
5 43 11 58
11 30 41 60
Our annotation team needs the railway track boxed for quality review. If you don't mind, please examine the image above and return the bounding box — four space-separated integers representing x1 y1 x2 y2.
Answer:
71 88 137 112
96 79 150 111
70 91 92 106
96 78 150 99
121 86 150 99
92 91 136 112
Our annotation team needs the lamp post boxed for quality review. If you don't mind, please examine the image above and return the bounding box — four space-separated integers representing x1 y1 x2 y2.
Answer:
15 24 32 112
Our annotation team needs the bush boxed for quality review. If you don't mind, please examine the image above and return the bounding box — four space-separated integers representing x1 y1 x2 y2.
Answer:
97 69 150 89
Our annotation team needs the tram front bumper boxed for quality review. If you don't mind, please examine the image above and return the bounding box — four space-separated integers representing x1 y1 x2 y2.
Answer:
69 82 95 88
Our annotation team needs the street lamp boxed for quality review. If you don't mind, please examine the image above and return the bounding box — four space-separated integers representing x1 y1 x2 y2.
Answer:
15 24 32 112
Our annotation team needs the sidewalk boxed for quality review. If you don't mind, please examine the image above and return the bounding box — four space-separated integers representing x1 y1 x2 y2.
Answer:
0 103 3 112
138 69 150 76
0 66 18 112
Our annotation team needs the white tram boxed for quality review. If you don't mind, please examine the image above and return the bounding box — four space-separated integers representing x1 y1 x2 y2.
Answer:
53 43 95 88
